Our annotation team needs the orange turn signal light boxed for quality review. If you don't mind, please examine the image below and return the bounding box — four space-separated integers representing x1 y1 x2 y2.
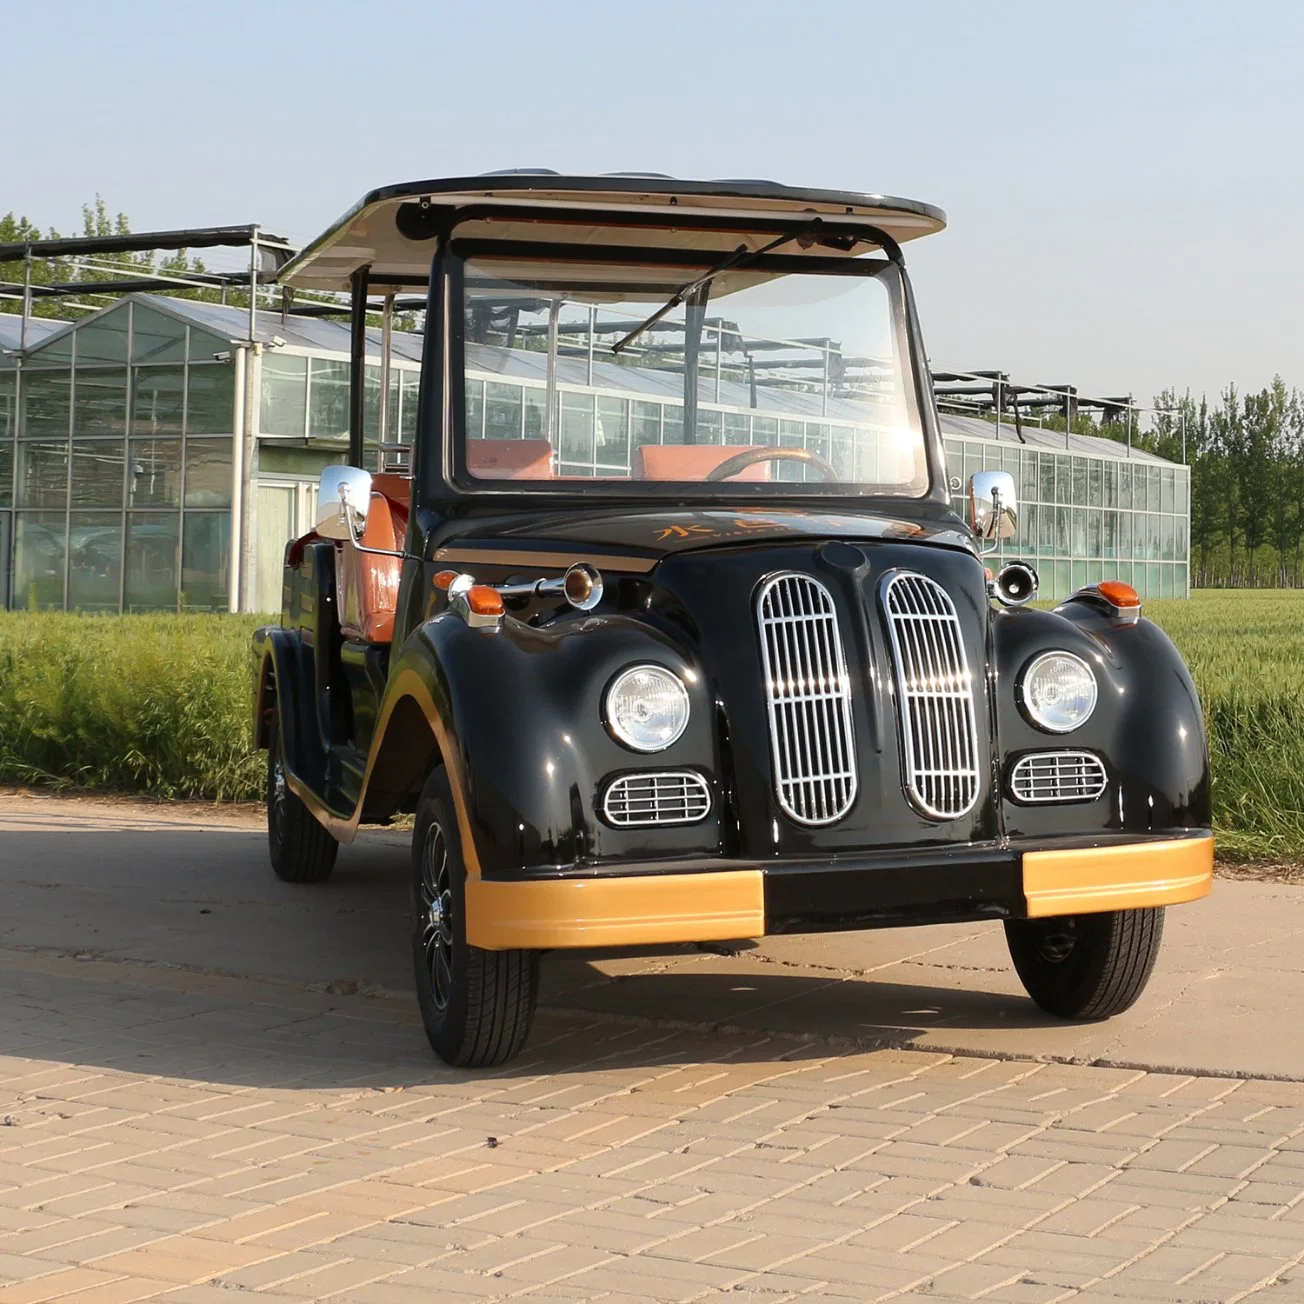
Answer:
1096 580 1140 609
465 585 505 617
433 569 458 591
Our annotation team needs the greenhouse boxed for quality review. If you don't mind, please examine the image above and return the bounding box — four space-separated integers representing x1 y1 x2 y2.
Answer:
0 292 1189 614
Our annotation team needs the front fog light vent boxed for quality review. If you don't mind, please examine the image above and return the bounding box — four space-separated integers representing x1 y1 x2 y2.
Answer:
601 772 711 827
1010 751 1107 804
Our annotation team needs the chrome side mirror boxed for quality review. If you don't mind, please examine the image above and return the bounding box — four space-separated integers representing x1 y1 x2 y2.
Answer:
969 470 1018 547
316 466 373 542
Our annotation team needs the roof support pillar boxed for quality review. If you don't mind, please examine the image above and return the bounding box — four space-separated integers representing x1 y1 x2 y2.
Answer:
682 285 708 444
240 344 262 614
20 245 31 351
378 293 394 459
229 344 247 611
543 299 560 447
348 268 370 467
248 226 260 342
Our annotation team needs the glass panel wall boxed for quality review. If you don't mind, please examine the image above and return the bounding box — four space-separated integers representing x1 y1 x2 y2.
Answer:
453 359 1191 603
13 512 66 610
2 300 237 611
4 298 1193 612
68 512 123 612
259 351 420 465
943 435 1189 600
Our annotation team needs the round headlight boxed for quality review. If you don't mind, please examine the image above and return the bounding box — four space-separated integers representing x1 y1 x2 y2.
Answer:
604 665 690 752
1021 651 1098 733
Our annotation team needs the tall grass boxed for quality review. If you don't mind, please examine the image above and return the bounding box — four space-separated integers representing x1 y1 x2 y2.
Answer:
1145 591 1304 861
1 595 1302 860
0 613 263 801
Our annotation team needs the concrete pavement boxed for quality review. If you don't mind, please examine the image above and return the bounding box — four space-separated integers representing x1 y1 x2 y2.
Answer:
1 792 1299 1081
1 792 1303 1303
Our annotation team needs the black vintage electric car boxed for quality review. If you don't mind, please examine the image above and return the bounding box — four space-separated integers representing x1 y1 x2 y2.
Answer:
253 174 1212 1067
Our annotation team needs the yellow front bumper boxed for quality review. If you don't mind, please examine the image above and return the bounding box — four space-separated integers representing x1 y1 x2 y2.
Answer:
1021 833 1214 918
464 833 1213 950
466 870 765 951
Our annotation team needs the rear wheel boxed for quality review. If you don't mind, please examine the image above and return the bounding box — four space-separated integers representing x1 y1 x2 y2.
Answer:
412 769 538 1067
267 715 338 883
1005 907 1165 1019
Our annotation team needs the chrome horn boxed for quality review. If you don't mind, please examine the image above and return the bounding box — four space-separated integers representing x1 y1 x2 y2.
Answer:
545 562 604 611
990 561 1039 607
492 562 605 611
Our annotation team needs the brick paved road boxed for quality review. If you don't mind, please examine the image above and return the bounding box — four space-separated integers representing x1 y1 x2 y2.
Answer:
2 795 1304 1303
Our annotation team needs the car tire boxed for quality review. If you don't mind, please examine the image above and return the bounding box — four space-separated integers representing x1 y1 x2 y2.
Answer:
266 715 339 883
411 768 539 1067
1004 907 1164 1020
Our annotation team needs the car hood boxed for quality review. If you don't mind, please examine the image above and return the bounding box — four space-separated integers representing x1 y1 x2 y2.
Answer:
433 505 974 571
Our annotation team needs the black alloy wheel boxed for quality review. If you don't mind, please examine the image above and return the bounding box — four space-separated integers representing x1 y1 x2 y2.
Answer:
266 715 338 883
411 768 539 1067
1005 907 1165 1020
419 820 456 1014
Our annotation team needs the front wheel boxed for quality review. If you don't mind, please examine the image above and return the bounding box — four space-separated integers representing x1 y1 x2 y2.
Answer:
1005 907 1165 1019
411 769 538 1067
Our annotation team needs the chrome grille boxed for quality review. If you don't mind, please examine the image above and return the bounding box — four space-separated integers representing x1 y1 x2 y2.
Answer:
882 572 981 820
1010 751 1107 803
601 772 711 826
756 573 857 826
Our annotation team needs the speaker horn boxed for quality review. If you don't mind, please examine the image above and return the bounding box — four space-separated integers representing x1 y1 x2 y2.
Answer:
994 562 1039 607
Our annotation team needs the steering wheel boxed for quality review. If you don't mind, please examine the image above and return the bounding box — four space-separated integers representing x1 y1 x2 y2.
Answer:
705 446 840 483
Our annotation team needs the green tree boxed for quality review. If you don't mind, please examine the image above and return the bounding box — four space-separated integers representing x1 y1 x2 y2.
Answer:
1 197 211 321
1239 382 1285 585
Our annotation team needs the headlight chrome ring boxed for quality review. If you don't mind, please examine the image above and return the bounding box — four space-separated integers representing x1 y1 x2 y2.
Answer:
604 665 691 752
1020 650 1098 734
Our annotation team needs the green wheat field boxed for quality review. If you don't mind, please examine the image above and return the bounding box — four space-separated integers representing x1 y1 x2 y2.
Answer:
0 592 1300 862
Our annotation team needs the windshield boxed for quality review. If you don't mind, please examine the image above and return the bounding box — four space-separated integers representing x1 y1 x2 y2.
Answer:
453 249 929 497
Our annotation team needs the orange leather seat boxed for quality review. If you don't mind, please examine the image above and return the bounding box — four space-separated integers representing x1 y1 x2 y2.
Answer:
336 489 409 645
466 439 554 479
371 473 413 509
633 445 772 482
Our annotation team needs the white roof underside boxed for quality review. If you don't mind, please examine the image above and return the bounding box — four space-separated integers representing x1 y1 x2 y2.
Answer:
279 175 948 294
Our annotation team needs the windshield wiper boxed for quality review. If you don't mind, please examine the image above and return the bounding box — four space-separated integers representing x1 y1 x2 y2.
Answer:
610 219 838 357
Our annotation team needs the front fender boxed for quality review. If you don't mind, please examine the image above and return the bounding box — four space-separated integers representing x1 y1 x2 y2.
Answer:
252 625 326 797
992 604 1211 840
394 610 724 878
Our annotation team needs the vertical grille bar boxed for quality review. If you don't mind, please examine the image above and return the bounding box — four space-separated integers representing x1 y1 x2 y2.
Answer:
882 572 981 820
756 573 857 826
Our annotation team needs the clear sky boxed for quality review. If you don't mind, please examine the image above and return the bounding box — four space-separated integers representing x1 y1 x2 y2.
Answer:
7 0 1302 410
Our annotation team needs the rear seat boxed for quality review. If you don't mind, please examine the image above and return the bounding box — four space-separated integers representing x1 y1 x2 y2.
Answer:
633 445 772 481
335 475 411 645
465 439 554 479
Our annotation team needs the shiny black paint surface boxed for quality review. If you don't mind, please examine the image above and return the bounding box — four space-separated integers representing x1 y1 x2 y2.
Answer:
255 507 1211 917
398 512 1207 883
992 602 1211 839
252 202 1211 933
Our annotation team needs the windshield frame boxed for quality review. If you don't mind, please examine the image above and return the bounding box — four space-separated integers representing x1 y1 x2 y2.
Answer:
423 235 946 511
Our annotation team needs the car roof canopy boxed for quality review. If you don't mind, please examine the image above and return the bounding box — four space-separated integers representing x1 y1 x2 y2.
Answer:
279 172 947 294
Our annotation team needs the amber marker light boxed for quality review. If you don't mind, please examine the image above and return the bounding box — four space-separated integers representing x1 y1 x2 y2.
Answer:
1070 578 1141 624
433 569 459 591
466 586 505 617
451 583 505 630
1096 580 1140 609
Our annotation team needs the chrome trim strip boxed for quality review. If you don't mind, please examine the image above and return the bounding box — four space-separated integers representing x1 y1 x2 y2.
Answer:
1010 751 1108 804
882 571 981 820
601 771 712 827
756 572 857 826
